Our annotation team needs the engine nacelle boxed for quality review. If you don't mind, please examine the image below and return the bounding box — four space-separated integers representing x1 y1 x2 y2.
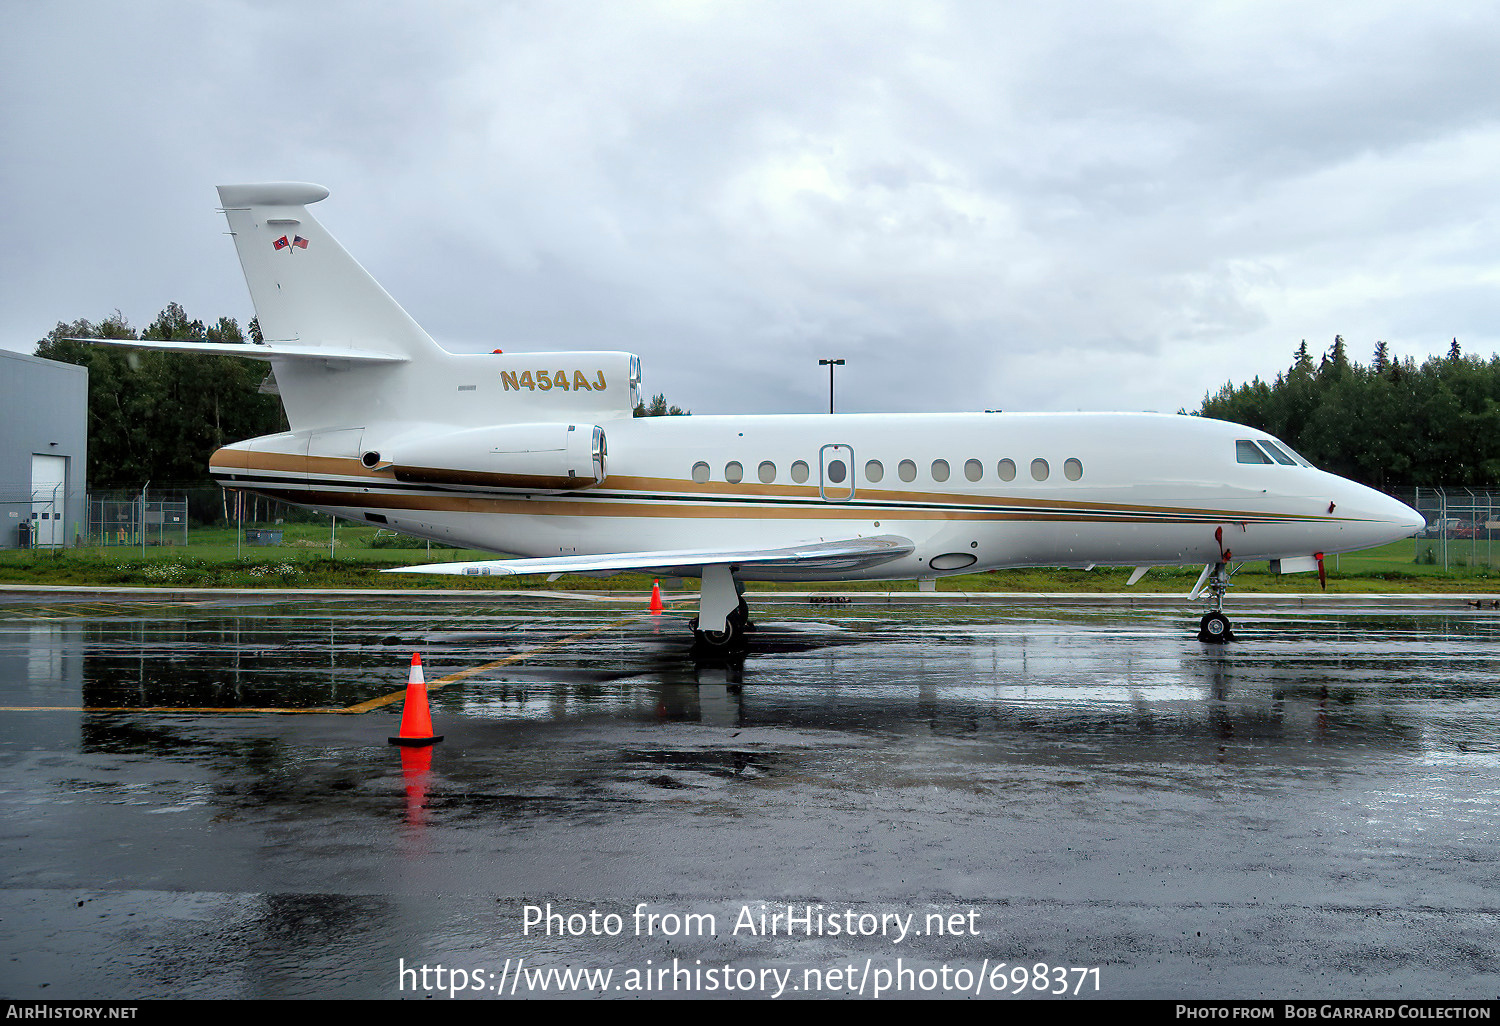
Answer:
378 423 607 490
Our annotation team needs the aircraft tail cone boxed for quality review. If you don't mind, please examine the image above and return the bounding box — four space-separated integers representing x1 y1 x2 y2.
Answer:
649 580 664 614
389 653 443 746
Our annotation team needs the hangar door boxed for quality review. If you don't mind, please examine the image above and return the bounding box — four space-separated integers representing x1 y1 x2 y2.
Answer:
30 454 67 547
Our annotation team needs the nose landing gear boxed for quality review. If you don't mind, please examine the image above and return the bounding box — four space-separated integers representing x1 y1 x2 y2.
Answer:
1195 561 1235 643
1198 610 1232 642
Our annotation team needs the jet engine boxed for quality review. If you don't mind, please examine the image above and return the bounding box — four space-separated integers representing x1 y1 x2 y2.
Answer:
371 423 607 490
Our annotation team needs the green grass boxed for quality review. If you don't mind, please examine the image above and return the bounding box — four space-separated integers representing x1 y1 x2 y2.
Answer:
2 531 1497 593
41 521 493 564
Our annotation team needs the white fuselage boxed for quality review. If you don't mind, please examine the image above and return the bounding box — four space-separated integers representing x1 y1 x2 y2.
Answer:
212 409 1424 581
187 182 1423 589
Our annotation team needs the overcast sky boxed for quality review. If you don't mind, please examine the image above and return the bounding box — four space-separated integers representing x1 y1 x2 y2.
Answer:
3 1 1498 416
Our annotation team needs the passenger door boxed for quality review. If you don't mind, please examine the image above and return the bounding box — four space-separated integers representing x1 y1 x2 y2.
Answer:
819 444 855 502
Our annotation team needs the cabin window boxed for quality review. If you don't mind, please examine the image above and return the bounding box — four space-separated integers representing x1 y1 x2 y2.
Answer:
1031 458 1049 481
964 459 984 482
758 461 777 483
725 461 744 483
898 459 917 483
931 459 950 482
1236 440 1273 464
790 460 810 483
1257 441 1297 466
865 460 884 483
691 461 710 483
827 459 847 484
997 459 1016 482
1064 458 1083 481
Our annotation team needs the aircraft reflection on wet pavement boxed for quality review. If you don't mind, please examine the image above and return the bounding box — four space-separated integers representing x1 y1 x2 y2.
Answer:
3 598 1493 761
3 596 1498 999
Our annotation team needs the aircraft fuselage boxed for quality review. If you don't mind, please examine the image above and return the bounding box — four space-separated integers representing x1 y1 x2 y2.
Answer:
211 409 1423 582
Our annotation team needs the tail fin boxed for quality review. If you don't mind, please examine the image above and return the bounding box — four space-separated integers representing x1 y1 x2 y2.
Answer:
215 183 451 431
216 183 445 361
88 185 642 450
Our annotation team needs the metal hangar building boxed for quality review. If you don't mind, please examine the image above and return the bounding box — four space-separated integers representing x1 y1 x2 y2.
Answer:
0 349 88 549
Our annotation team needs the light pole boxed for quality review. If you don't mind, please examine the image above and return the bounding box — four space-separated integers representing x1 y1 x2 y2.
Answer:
818 358 844 414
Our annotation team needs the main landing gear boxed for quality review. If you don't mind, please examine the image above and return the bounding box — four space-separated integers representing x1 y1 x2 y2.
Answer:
1196 561 1235 643
689 565 756 652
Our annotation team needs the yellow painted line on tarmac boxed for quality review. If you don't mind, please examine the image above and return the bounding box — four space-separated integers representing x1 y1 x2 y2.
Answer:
343 614 639 713
0 614 643 714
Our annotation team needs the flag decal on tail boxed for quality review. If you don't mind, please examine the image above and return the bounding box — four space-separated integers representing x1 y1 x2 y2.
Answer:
273 235 289 250
293 235 308 249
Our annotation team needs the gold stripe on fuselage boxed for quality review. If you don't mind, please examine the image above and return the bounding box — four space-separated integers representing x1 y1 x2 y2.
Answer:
212 449 1344 524
229 483 1336 527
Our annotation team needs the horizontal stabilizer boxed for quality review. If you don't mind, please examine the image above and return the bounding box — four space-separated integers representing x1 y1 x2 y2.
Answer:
73 337 408 364
383 535 915 579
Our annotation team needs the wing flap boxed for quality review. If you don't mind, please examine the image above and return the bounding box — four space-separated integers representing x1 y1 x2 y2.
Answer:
382 535 915 578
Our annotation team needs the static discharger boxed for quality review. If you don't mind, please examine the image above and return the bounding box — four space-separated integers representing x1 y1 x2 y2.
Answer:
650 580 664 614
389 653 444 746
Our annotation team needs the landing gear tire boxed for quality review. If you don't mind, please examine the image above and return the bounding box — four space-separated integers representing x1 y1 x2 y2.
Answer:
695 624 739 649
693 617 743 651
1198 611 1232 643
692 603 752 650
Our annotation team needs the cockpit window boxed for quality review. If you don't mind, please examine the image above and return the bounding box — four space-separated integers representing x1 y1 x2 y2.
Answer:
1256 440 1297 466
1236 440 1273 464
1274 440 1315 468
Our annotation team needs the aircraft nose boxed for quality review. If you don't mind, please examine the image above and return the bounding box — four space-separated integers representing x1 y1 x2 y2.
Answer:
1398 503 1427 534
1384 493 1426 534
1366 490 1426 538
1326 483 1426 550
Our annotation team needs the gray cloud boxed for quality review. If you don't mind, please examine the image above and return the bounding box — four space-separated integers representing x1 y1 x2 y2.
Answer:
4 1 1499 418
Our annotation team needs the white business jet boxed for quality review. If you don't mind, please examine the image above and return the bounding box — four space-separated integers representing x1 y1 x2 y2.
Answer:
94 184 1426 649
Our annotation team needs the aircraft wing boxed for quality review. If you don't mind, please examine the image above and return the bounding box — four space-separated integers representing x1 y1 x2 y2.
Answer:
382 534 915 578
71 338 409 364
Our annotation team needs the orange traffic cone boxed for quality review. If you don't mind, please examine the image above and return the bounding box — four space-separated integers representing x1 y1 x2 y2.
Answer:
388 653 443 746
649 579 664 613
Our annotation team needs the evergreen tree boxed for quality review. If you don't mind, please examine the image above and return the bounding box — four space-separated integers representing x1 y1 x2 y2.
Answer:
1199 338 1500 488
1326 334 1349 378
632 392 689 417
34 305 287 497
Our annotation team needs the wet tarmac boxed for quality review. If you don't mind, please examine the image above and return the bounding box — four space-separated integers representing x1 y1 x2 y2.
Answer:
0 594 1497 999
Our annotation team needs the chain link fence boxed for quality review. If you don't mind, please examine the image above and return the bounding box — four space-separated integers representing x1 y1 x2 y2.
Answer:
86 494 188 547
1395 487 1500 570
66 487 441 559
2 490 85 549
